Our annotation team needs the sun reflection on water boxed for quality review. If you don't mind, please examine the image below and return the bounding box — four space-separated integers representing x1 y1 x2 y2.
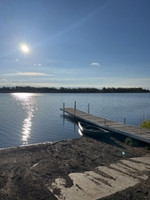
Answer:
11 93 38 145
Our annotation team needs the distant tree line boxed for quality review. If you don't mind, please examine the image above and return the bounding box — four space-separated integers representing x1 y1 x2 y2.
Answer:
100 87 150 93
0 86 149 93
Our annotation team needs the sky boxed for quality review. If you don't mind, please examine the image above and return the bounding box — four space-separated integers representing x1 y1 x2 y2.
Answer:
0 0 150 89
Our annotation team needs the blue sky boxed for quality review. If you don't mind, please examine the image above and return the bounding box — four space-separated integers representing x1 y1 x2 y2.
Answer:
0 0 150 88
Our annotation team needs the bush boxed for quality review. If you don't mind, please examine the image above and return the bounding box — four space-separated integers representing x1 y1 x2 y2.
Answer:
144 145 150 150
125 137 133 146
125 137 139 147
140 120 150 129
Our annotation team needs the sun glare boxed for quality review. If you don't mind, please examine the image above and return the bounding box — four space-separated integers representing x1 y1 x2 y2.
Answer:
12 93 32 99
20 43 30 53
11 93 39 145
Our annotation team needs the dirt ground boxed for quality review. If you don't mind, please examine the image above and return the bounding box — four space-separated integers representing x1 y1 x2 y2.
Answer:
0 134 150 200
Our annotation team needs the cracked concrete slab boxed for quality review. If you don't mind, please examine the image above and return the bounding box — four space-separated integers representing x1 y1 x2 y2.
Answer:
48 155 150 200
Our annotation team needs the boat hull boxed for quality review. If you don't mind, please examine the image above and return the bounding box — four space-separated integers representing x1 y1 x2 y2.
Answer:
78 122 110 139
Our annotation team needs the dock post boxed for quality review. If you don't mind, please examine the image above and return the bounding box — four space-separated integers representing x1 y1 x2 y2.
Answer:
74 101 76 115
88 103 90 114
124 118 126 124
63 102 65 116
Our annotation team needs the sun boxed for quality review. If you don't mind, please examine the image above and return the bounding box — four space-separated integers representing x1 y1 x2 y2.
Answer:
21 45 29 52
20 43 30 53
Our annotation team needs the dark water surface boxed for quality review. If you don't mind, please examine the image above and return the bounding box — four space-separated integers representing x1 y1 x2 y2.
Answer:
0 93 150 148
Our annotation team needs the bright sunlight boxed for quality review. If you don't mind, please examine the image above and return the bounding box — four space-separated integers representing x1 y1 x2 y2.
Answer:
20 43 30 53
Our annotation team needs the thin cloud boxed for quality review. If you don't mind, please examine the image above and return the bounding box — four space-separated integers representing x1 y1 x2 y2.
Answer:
91 62 101 67
17 72 47 76
4 72 47 76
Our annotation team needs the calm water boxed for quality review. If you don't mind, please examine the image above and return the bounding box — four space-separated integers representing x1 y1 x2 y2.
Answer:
0 93 150 148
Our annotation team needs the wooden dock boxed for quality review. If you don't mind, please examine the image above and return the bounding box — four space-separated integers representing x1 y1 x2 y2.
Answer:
60 107 150 144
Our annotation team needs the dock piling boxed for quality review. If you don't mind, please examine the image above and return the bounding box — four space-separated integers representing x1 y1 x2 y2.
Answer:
74 101 76 115
88 103 90 114
63 103 65 116
124 118 126 124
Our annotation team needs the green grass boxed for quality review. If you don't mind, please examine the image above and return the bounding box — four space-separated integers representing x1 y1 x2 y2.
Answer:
140 120 150 129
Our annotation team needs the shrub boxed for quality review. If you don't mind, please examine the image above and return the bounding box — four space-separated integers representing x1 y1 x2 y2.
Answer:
144 145 150 150
125 137 139 147
140 120 150 129
125 137 133 146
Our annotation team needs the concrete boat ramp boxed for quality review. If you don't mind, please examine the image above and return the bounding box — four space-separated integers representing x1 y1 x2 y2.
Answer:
48 155 150 200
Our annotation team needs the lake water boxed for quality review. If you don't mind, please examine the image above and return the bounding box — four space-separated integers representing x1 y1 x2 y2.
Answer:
0 93 150 148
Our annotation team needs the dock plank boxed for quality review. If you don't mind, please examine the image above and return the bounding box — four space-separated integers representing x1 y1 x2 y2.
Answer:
61 108 150 144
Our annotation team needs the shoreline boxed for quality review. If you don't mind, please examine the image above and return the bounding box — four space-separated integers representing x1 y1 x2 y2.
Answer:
0 137 82 152
0 136 150 200
0 141 57 151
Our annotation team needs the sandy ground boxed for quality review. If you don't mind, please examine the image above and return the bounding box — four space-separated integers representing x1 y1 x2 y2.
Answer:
0 135 150 200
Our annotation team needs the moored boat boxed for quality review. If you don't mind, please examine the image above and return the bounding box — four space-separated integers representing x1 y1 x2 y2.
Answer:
78 121 110 138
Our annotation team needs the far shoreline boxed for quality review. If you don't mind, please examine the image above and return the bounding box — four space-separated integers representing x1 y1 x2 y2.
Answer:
0 86 149 93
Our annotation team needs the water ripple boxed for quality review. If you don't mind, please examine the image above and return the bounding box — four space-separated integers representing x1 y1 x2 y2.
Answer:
0 93 150 148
